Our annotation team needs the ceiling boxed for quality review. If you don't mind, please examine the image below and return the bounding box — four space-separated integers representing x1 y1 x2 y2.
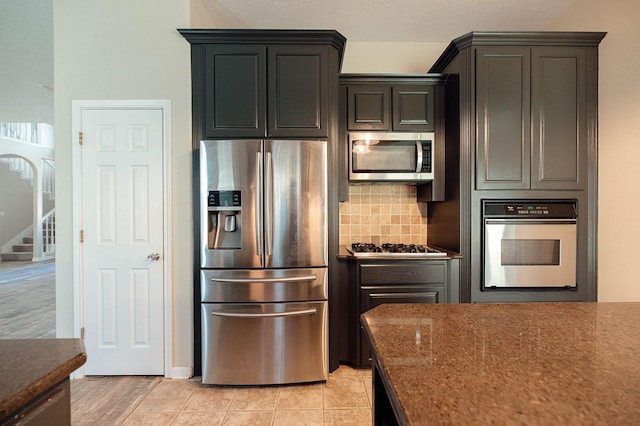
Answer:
0 0 578 125
201 0 578 42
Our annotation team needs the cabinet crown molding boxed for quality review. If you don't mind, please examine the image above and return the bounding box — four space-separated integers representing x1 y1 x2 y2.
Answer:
178 29 346 68
430 31 607 73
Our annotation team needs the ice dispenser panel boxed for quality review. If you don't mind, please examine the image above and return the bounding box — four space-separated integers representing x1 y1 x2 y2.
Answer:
207 190 242 249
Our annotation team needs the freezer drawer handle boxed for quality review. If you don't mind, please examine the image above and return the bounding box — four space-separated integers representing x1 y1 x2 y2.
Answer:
209 274 318 283
209 308 317 318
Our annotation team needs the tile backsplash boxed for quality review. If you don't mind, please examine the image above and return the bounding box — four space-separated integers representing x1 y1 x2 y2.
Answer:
339 183 427 246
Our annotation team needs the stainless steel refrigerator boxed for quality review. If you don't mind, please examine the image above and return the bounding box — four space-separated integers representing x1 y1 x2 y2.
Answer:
199 139 328 385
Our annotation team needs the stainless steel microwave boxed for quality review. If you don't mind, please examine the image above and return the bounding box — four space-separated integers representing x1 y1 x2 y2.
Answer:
349 132 435 182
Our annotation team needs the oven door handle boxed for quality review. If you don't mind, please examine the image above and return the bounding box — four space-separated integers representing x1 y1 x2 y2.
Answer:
415 141 423 173
484 218 577 225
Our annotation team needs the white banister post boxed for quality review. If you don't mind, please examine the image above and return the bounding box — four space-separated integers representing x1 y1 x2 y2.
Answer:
32 160 44 260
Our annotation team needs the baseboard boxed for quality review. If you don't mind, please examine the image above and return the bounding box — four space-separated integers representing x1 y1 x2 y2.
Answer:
169 366 193 379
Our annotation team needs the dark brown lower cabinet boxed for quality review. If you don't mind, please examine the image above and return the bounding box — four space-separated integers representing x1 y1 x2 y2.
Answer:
352 259 456 367
2 379 71 425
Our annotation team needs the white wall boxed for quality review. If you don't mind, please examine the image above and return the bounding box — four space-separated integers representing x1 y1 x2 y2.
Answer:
546 0 640 301
0 163 33 247
53 1 194 372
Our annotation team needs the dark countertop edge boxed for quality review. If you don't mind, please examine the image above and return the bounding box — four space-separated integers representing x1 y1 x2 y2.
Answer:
363 315 410 426
0 340 87 419
337 245 462 260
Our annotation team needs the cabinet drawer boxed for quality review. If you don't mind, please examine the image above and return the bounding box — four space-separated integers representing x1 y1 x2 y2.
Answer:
359 263 445 285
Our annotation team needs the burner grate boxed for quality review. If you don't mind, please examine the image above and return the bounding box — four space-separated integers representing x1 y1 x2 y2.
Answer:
348 243 447 257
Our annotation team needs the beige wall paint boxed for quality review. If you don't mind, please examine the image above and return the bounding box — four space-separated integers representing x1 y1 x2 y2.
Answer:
53 0 193 372
546 0 640 301
341 42 448 73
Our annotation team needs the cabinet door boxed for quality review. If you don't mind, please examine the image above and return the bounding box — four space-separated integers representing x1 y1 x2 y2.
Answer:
476 47 531 190
392 85 436 131
204 45 266 138
358 285 442 365
531 47 587 190
268 45 328 137
347 85 391 131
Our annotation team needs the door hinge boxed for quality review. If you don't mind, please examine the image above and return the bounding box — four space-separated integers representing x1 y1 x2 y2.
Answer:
80 230 84 243
81 327 85 340
79 131 84 145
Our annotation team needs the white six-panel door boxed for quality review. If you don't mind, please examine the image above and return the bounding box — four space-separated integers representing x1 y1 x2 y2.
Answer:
80 108 165 375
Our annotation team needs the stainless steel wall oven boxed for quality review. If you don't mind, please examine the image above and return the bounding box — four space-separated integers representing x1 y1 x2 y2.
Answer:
483 201 577 289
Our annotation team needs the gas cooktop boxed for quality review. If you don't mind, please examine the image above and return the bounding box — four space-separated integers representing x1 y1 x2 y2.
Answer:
347 243 447 258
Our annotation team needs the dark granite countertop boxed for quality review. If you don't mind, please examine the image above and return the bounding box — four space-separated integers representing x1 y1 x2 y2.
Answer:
0 338 86 419
361 302 640 425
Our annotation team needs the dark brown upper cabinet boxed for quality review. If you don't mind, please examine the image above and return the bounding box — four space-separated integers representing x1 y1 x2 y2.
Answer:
346 83 436 132
179 29 346 142
476 45 589 190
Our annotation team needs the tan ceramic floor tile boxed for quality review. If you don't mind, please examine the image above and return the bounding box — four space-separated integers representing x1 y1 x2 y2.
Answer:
182 387 235 411
273 409 323 425
135 380 196 412
323 408 372 426
328 365 362 378
172 411 226 425
277 384 323 410
222 410 274 425
121 411 177 425
228 386 279 410
323 376 370 409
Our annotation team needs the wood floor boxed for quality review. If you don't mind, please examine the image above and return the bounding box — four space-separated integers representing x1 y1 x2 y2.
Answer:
0 260 373 425
0 259 56 339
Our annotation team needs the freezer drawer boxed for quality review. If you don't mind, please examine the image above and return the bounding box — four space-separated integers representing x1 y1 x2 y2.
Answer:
201 301 328 385
201 268 327 303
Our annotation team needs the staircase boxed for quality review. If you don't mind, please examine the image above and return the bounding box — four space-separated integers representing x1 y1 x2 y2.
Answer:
0 209 56 262
0 157 55 201
1 236 35 261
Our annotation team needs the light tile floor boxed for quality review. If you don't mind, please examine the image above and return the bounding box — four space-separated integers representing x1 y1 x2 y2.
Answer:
0 261 371 425
71 365 372 425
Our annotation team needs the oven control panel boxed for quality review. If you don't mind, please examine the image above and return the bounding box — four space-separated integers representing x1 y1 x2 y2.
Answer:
484 202 577 219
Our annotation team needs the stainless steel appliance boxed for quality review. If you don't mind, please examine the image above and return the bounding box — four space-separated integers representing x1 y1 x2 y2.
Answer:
349 132 435 181
199 139 328 385
483 201 577 288
347 243 447 258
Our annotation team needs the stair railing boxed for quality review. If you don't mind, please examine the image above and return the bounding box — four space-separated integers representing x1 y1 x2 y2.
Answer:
43 158 55 200
42 209 55 256
0 123 39 144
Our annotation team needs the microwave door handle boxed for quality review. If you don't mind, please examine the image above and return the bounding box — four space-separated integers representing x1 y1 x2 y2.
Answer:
415 141 423 173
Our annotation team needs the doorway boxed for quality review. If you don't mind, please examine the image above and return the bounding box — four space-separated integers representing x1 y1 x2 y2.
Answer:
72 100 172 376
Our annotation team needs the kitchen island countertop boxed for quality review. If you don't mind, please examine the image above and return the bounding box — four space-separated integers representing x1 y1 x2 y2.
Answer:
0 338 86 421
361 302 640 425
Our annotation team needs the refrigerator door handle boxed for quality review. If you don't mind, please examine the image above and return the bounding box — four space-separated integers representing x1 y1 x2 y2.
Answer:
208 308 317 318
255 152 263 256
265 151 273 256
209 274 318 284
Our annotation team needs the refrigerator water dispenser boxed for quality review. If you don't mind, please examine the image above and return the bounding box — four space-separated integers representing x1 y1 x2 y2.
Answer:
207 190 241 250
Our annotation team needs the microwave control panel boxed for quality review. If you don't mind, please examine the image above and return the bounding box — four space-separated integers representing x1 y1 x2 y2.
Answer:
420 141 432 173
